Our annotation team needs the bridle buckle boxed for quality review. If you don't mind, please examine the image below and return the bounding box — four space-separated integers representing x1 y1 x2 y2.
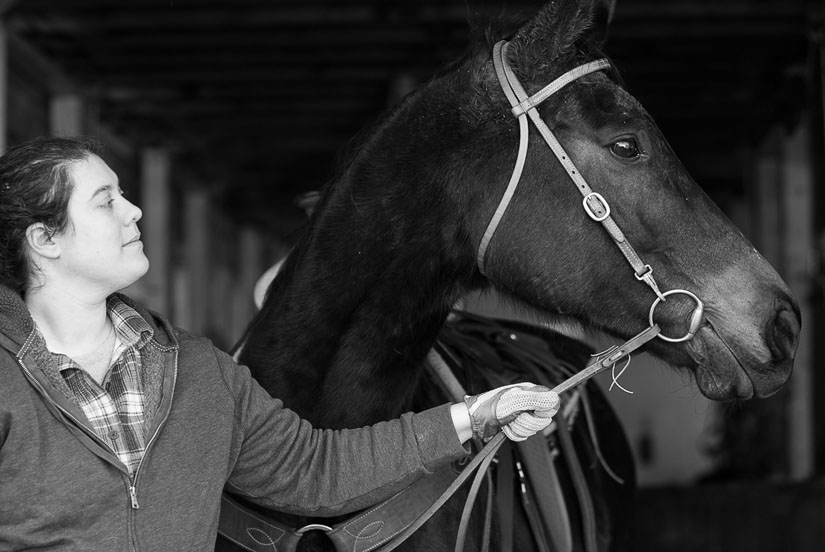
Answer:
582 192 610 222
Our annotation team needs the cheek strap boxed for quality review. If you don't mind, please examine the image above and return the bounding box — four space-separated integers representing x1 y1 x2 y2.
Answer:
480 41 665 303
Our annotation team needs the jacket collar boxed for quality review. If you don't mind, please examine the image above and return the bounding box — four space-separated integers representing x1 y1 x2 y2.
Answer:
0 284 178 354
0 284 35 351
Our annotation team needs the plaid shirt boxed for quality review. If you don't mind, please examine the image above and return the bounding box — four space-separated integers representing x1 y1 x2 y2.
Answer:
52 298 154 474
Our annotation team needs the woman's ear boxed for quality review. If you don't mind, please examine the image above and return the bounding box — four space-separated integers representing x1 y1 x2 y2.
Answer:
25 223 61 260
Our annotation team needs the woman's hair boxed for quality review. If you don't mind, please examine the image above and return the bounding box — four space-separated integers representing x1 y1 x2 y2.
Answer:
0 135 103 295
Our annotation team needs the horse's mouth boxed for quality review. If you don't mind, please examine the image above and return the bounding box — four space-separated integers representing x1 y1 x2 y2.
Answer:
687 323 755 401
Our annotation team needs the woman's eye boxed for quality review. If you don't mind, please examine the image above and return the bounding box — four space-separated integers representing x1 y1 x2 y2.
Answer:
609 139 641 159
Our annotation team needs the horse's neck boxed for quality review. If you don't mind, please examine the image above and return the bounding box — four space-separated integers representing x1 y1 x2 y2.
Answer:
243 202 466 428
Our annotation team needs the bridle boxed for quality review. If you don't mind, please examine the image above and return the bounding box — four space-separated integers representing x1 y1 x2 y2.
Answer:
479 40 705 349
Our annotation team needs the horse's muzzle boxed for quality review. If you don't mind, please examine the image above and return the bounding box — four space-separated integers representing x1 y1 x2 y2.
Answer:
767 300 801 364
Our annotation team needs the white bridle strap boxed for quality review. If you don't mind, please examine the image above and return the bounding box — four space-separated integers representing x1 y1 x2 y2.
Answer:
476 73 529 273
480 41 665 302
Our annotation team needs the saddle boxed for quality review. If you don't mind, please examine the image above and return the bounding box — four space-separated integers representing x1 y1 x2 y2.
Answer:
218 312 611 552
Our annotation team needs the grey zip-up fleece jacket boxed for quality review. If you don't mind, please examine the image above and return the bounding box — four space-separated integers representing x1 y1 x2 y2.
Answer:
0 285 467 551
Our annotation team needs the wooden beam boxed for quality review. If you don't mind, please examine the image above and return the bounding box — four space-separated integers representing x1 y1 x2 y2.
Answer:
615 0 809 18
139 148 172 315
0 23 7 153
184 188 211 335
50 94 83 135
0 0 20 16
782 123 815 479
6 32 74 93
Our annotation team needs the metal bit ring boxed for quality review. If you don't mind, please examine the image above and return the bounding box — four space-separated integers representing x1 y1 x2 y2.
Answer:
649 289 704 343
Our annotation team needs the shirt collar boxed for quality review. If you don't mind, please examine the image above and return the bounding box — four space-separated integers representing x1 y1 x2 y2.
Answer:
37 297 155 378
106 295 155 350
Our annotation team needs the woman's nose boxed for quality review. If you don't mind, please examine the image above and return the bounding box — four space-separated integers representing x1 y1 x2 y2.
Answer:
124 198 142 223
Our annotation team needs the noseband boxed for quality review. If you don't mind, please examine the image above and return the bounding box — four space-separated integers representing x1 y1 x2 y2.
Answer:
480 40 704 345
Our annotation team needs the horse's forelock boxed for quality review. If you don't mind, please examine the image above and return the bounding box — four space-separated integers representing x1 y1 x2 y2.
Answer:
507 1 610 84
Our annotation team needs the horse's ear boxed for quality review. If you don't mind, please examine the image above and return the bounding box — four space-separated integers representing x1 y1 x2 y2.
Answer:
589 0 617 47
511 0 616 68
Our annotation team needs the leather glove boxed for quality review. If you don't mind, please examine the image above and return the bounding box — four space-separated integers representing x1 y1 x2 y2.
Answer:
464 383 560 442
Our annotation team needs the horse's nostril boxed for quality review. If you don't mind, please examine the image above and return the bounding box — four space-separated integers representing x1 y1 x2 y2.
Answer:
770 307 801 361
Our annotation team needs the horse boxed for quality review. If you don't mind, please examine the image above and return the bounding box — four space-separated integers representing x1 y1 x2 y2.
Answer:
218 0 801 550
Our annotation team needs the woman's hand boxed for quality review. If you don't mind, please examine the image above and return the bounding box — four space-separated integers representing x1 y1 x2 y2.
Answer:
456 383 560 442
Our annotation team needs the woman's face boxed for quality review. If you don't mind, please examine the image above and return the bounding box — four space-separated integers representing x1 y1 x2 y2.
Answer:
51 154 149 296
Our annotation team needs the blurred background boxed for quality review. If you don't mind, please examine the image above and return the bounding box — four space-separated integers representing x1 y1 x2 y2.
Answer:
0 0 822 549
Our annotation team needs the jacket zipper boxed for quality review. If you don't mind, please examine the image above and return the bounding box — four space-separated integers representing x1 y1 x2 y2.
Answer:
127 353 177 552
126 358 177 510
17 357 172 511
129 484 140 508
128 424 166 510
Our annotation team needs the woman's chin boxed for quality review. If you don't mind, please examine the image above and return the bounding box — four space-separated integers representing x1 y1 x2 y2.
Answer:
118 258 150 292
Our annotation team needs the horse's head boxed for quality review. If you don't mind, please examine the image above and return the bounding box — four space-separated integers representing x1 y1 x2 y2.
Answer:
248 0 799 412
448 0 800 401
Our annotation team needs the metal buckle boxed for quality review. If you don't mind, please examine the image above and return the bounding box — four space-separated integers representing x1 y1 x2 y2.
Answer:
634 264 653 281
582 192 610 222
296 524 333 535
648 289 704 343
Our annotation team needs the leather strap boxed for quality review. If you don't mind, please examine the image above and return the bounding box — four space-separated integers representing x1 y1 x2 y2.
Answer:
220 466 466 552
327 466 459 552
496 441 515 552
378 432 507 552
454 444 498 552
517 434 573 552
219 494 303 552
557 413 599 552
482 471 494 552
516 456 553 552
455 442 496 552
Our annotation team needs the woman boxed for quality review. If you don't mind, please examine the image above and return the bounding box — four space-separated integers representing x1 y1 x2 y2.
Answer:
0 136 559 551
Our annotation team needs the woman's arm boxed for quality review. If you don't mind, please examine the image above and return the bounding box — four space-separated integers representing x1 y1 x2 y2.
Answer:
215 348 558 517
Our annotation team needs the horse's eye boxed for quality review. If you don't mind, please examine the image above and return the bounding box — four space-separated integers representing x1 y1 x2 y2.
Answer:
609 139 641 159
